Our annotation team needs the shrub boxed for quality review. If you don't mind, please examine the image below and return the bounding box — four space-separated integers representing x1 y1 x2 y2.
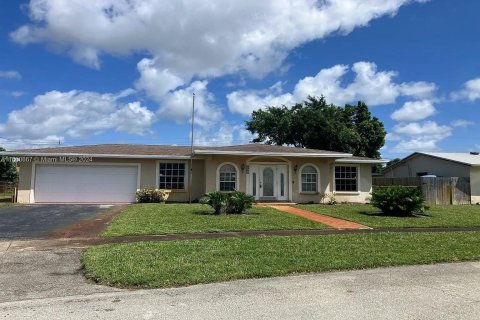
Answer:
136 189 169 203
226 190 255 214
370 186 428 216
200 191 227 214
200 190 255 215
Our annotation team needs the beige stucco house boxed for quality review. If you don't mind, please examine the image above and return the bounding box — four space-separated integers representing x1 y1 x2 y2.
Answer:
0 144 383 204
381 152 480 204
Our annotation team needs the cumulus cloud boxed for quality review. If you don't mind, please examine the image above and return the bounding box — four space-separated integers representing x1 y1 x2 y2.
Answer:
11 0 424 79
0 70 21 80
451 78 480 102
451 119 474 128
228 62 437 115
194 123 256 146
157 81 222 130
390 121 452 152
391 100 435 122
0 90 156 146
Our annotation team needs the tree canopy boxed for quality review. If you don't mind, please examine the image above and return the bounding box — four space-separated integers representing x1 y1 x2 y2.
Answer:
245 96 386 159
0 147 17 182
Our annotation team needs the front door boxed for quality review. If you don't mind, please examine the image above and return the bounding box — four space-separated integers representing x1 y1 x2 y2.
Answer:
249 164 288 201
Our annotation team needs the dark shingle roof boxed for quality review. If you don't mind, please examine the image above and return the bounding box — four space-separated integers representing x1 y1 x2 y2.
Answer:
9 143 350 157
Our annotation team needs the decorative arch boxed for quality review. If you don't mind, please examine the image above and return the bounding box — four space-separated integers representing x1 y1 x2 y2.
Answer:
298 163 320 193
216 162 240 192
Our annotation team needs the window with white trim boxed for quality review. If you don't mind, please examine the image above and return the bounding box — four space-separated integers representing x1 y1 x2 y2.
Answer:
219 164 237 192
301 165 318 192
159 162 186 190
334 166 358 192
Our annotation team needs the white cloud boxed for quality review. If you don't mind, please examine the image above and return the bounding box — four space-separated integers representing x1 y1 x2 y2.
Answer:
11 91 26 97
227 82 295 115
0 90 155 146
391 100 435 121
0 70 21 80
158 81 222 129
451 78 480 102
11 0 424 79
390 121 452 152
228 62 437 115
451 119 474 128
194 123 256 146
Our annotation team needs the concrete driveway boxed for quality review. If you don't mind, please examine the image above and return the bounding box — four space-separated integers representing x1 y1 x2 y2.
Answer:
0 204 120 240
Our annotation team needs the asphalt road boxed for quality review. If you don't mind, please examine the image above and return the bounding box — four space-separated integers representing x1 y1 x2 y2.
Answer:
0 204 117 240
1 248 479 320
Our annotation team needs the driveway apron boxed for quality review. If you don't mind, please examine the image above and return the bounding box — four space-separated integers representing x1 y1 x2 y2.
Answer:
0 205 120 241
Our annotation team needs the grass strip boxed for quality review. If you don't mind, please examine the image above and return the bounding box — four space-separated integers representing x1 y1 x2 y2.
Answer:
83 231 480 288
297 204 480 228
101 204 329 237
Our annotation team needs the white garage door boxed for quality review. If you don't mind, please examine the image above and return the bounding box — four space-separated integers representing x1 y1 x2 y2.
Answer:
34 164 138 203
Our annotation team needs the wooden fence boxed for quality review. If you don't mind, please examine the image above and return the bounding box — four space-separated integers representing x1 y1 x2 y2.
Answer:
0 181 16 202
373 177 471 205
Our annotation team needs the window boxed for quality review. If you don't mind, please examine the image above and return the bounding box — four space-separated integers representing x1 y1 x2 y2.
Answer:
301 165 318 192
334 166 358 192
159 162 186 190
219 164 237 192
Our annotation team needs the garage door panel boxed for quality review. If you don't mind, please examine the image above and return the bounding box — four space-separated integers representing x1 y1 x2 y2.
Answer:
34 165 138 203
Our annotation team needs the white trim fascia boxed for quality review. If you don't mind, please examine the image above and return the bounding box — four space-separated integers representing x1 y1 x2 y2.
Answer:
194 150 352 158
0 151 191 159
335 159 387 164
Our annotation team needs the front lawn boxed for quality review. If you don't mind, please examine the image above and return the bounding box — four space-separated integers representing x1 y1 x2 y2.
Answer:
296 204 480 228
83 231 480 288
101 204 329 237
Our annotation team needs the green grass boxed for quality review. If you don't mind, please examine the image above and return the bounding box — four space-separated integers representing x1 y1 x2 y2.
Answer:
296 204 480 228
101 204 329 237
83 231 480 288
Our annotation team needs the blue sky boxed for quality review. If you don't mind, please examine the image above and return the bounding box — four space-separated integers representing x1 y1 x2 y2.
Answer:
1 0 479 159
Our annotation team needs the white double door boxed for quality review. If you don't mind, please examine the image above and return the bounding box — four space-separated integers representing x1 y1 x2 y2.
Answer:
249 164 288 201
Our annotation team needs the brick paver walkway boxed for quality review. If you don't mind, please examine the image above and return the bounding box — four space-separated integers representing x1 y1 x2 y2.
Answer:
269 205 371 230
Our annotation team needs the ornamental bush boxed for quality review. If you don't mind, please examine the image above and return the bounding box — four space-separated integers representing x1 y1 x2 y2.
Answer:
136 189 169 203
370 186 428 216
200 190 255 215
225 190 255 214
200 191 227 214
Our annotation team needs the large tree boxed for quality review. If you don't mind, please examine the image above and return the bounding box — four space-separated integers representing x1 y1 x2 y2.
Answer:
0 147 17 182
246 96 386 159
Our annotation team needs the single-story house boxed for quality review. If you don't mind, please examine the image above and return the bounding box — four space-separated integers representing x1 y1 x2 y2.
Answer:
381 152 480 204
0 144 384 204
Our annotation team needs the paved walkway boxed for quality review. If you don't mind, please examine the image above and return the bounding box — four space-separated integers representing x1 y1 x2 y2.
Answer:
270 205 371 229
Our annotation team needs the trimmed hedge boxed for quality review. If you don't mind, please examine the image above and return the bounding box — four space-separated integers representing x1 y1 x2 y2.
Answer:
371 186 428 216
136 189 169 203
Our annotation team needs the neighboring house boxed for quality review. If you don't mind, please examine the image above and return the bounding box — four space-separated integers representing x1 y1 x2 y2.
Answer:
0 144 383 204
381 152 480 204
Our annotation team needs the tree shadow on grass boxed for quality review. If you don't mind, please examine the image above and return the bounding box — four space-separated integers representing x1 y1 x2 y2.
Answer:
360 211 432 218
